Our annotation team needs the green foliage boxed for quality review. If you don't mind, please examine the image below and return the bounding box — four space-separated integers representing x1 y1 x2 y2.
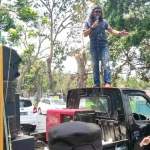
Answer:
28 30 36 38
86 101 96 109
86 75 94 87
101 0 150 84
0 6 16 31
18 7 38 22
15 0 33 8
130 101 136 113
24 44 35 55
41 17 50 25
116 76 150 90
33 100 38 106
8 29 20 43
22 59 47 93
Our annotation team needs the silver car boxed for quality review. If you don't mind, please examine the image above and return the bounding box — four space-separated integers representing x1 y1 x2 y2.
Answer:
38 98 66 115
20 97 38 131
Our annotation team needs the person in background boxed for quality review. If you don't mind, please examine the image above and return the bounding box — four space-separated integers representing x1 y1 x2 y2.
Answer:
140 136 150 147
83 6 129 87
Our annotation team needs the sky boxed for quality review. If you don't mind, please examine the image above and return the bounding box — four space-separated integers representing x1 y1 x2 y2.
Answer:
63 56 78 73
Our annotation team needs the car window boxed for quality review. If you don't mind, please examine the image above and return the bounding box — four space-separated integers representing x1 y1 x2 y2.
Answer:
20 99 32 107
129 95 150 119
46 99 50 104
41 99 47 103
51 99 65 105
79 97 108 112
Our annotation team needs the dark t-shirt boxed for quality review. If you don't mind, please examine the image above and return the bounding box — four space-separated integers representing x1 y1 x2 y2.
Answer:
83 19 111 46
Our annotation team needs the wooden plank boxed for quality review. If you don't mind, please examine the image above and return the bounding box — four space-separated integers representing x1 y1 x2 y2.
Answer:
0 44 3 150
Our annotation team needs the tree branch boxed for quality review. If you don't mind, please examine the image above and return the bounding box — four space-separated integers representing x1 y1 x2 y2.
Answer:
53 13 73 42
40 0 52 16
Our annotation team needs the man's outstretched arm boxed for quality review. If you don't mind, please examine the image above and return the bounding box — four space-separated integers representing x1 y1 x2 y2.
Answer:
107 28 129 37
140 136 150 147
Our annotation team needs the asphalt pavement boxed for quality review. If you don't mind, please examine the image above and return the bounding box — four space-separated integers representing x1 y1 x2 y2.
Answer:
31 114 46 134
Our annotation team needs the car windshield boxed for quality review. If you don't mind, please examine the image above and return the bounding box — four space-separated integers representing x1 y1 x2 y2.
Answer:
20 99 32 107
51 99 65 105
79 97 108 112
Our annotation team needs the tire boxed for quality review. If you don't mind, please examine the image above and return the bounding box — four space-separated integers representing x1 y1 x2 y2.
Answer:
30 125 36 132
38 108 42 115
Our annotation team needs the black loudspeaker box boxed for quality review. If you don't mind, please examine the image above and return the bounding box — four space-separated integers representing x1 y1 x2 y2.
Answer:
3 45 21 81
3 81 15 102
15 94 20 132
4 135 35 150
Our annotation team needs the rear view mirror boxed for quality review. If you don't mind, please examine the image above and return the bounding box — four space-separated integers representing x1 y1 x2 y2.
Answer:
146 102 150 108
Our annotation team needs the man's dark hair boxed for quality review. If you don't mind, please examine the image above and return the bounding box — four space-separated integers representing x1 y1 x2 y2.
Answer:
89 6 103 21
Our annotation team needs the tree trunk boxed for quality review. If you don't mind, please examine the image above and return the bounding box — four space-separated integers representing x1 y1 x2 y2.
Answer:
75 50 87 88
46 56 54 94
112 61 127 86
30 66 41 96
16 65 25 95
35 84 41 103
16 63 33 95
66 74 77 91
17 75 24 95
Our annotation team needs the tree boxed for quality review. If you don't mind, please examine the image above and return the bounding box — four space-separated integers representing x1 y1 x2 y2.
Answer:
102 0 150 86
75 50 87 88
22 59 46 96
39 0 90 93
1 0 50 94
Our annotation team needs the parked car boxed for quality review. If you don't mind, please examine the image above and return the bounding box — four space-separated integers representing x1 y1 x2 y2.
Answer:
37 98 66 115
20 97 38 131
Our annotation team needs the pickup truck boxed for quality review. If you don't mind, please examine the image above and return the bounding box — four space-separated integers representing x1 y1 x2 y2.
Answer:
46 87 150 150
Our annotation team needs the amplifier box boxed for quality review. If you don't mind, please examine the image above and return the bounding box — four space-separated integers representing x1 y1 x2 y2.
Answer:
10 135 35 150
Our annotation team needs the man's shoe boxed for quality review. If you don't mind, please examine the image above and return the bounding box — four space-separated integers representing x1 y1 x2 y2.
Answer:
105 83 111 87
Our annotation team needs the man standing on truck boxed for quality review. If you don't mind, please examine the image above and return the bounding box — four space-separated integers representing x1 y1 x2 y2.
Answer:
140 136 150 147
83 6 129 87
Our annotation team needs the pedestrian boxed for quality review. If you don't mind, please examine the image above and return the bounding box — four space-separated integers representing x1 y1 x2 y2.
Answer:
140 136 150 147
83 6 129 87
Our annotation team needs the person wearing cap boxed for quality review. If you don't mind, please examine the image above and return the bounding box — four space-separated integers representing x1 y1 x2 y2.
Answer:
48 121 103 150
83 6 129 88
140 136 150 147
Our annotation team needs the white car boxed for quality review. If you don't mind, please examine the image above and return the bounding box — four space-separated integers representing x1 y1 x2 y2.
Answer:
37 98 66 115
20 97 38 131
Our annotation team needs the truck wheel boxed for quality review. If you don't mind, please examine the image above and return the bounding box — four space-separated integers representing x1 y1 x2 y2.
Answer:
38 108 42 115
30 125 36 132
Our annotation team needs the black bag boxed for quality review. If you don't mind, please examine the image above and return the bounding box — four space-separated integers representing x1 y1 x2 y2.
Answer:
48 121 103 150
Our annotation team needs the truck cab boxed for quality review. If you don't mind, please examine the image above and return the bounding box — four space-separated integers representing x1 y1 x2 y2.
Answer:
46 87 150 150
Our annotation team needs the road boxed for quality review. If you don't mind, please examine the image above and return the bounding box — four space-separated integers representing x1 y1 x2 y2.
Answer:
31 114 46 134
30 114 48 150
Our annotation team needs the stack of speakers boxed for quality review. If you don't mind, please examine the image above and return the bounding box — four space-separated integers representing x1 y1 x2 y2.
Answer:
3 45 21 139
3 45 35 150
